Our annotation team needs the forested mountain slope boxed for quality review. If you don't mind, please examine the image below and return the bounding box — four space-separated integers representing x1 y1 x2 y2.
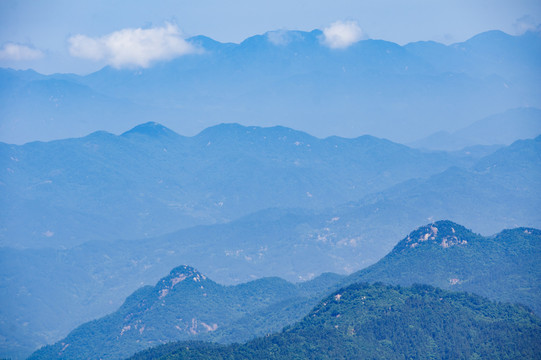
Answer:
26 222 541 360
128 283 541 360
344 221 541 314
27 266 341 360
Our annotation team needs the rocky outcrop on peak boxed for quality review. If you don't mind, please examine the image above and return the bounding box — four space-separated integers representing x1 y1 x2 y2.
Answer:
396 220 481 252
29 266 340 360
343 221 540 315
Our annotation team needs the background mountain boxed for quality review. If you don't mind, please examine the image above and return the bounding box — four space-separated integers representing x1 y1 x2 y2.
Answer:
4 124 537 251
0 122 477 249
334 135 541 237
410 107 541 150
0 68 175 143
17 222 541 360
128 283 541 360
1 29 540 145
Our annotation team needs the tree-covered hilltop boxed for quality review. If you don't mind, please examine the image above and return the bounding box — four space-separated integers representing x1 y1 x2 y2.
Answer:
27 266 343 360
128 283 541 360
344 220 541 314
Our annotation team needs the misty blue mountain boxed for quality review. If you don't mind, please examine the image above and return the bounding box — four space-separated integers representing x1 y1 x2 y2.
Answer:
0 122 482 249
1 29 540 144
410 107 541 150
1 123 540 359
1 26 540 360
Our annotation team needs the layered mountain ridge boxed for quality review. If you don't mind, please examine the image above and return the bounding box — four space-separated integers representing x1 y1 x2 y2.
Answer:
1 127 539 359
27 221 541 360
0 122 480 248
410 107 541 150
1 29 540 144
2 27 541 360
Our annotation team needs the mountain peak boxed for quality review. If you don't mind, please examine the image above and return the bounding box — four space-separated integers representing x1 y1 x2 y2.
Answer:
197 122 248 134
396 220 479 251
194 123 317 143
187 35 231 50
164 265 207 283
156 265 209 299
121 122 180 138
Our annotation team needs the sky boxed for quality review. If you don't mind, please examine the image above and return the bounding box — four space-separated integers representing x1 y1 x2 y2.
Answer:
0 0 540 74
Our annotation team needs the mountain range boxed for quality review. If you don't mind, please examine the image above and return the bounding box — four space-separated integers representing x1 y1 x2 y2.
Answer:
3 123 539 250
2 27 540 360
27 266 340 360
0 122 482 249
1 125 540 359
26 221 541 360
1 29 540 144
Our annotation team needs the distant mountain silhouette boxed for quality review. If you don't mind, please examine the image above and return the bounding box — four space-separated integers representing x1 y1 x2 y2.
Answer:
410 107 541 150
0 122 474 248
1 29 540 144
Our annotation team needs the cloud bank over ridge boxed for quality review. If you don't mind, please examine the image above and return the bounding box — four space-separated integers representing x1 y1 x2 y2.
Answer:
513 15 541 34
320 20 365 49
68 23 198 68
0 43 43 61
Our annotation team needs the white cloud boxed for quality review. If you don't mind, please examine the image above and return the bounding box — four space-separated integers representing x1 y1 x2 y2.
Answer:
513 15 540 34
320 21 364 49
0 43 43 61
68 23 198 68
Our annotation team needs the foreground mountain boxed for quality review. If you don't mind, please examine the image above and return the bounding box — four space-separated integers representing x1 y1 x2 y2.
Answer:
0 122 475 248
345 220 541 314
128 283 541 360
2 30 540 144
22 222 541 360
28 266 342 360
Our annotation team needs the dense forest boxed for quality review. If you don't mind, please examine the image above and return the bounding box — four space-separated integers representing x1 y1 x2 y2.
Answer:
128 283 541 360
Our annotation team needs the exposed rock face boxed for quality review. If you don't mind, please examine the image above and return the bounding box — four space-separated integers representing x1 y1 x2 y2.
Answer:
157 266 208 299
400 220 476 250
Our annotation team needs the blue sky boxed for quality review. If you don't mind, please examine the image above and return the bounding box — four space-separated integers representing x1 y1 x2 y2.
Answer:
1 0 540 74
